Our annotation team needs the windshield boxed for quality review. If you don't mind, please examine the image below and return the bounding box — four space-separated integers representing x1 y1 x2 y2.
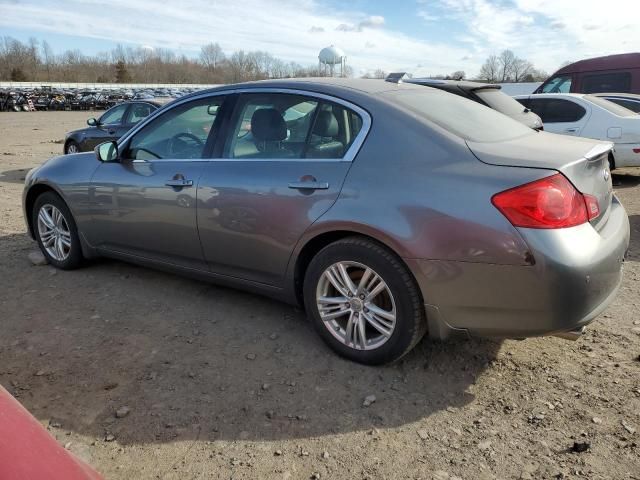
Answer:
388 90 534 142
474 88 528 116
586 95 638 117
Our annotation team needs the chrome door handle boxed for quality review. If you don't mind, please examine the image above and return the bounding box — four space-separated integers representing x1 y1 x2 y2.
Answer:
288 181 329 190
165 179 194 187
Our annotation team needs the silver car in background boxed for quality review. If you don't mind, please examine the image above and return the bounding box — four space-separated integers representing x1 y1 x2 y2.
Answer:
23 79 630 365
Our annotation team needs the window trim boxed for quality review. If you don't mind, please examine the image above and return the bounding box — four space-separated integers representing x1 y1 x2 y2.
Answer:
117 88 372 163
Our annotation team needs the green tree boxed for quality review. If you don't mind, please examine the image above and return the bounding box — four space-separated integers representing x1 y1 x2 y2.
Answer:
114 60 131 83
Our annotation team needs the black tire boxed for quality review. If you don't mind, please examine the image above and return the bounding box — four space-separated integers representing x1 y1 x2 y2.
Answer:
32 191 84 270
303 236 427 365
65 140 80 154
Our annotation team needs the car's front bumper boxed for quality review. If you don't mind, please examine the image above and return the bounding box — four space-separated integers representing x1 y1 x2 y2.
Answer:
407 196 630 340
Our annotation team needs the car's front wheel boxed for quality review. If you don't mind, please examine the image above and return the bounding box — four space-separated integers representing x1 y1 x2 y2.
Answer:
65 140 80 154
32 191 84 270
303 236 427 365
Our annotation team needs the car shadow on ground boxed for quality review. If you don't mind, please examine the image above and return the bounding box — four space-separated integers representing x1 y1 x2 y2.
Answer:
0 232 500 445
0 168 31 184
612 171 640 189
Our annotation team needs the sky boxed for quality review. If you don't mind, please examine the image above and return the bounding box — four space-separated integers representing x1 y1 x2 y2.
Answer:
0 0 638 78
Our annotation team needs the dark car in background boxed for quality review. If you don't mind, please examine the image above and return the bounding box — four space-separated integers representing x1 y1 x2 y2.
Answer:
593 92 640 113
392 75 543 130
64 99 170 154
535 53 640 95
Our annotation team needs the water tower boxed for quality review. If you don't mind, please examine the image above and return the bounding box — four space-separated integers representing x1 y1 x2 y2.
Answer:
319 45 346 77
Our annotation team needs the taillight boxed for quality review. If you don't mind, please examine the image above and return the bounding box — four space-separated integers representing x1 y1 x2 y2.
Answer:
492 173 598 229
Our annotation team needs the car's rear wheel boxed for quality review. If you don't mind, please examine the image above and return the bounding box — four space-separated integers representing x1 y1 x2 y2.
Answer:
33 191 84 270
65 141 80 154
303 236 427 365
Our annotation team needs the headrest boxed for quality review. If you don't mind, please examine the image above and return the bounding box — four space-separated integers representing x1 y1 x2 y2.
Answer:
251 108 287 142
313 110 339 137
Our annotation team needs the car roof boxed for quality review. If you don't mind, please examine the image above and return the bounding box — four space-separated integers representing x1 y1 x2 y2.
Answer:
514 93 587 99
175 77 428 102
553 52 640 75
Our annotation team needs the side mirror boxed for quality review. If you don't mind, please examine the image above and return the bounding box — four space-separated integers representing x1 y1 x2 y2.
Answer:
207 105 219 115
95 141 119 162
87 118 98 126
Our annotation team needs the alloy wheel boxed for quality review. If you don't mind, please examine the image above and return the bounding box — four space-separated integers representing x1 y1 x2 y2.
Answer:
37 204 72 261
316 261 396 351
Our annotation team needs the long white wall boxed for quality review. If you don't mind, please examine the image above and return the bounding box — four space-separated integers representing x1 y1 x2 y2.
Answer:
0 82 221 89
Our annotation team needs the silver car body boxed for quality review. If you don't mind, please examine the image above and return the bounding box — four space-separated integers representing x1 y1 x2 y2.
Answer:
23 78 630 340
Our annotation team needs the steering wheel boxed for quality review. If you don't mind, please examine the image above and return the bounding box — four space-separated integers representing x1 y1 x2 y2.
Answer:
168 132 204 157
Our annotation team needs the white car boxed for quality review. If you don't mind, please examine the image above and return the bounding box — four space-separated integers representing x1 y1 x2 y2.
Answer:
515 93 640 169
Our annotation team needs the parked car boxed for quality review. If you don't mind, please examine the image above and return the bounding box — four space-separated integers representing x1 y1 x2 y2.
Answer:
0 386 102 479
64 99 170 154
23 79 629 365
393 75 543 130
515 93 640 169
593 92 640 113
535 53 640 94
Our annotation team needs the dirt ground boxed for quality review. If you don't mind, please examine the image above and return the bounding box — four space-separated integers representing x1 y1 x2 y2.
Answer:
0 111 639 480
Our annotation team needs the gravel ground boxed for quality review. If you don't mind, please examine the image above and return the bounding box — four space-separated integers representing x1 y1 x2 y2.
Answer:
1 111 639 480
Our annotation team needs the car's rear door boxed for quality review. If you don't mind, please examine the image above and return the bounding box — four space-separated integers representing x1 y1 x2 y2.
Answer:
87 95 229 270
526 97 590 136
196 90 368 287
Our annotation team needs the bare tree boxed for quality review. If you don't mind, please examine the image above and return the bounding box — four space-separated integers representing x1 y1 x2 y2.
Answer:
200 42 225 71
478 55 500 82
511 58 534 82
497 50 516 82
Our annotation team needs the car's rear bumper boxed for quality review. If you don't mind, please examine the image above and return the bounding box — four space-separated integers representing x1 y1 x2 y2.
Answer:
407 196 630 339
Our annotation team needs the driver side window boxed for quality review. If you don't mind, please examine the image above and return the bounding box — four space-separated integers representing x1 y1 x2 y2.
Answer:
126 97 224 160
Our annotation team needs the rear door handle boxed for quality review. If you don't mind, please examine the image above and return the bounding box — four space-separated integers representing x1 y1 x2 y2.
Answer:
288 181 329 190
165 179 194 187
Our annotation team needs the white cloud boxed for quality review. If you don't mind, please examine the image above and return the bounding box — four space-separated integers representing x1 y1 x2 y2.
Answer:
0 0 472 75
420 0 640 74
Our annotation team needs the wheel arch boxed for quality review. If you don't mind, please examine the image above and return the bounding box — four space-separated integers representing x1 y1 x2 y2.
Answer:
290 226 418 306
24 183 65 239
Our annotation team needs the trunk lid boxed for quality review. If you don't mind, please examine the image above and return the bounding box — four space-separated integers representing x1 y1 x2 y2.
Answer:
467 132 614 227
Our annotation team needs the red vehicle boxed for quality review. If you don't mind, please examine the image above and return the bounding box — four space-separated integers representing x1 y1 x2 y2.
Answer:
0 386 102 480
535 53 640 95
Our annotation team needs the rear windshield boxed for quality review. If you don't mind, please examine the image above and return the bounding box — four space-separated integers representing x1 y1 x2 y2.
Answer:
586 95 638 117
388 90 533 142
474 88 528 116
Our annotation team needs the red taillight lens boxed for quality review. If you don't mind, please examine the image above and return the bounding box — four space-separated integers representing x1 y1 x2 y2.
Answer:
492 173 595 229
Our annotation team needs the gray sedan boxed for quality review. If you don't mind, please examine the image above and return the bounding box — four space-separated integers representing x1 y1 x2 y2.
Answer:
23 79 630 365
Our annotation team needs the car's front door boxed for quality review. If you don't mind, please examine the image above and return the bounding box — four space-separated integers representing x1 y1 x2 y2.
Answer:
87 96 228 270
197 91 367 286
526 97 590 136
85 103 130 150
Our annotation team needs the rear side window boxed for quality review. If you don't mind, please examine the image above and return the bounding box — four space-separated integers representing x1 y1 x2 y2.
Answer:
527 98 586 123
582 72 631 93
604 98 640 113
225 93 363 159
586 95 637 117
541 75 572 93
388 90 533 142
